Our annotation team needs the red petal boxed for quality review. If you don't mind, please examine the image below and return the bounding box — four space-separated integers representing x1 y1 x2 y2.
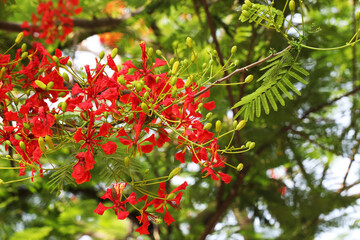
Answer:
175 151 185 163
94 202 112 215
102 141 117 155
164 209 175 225
203 101 216 111
218 172 231 184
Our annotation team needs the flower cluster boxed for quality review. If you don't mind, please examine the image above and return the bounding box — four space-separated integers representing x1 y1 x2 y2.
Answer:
1 31 252 234
21 0 82 44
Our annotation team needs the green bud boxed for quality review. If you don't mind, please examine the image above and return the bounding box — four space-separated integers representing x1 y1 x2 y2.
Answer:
99 50 105 59
249 142 255 149
14 97 18 106
357 12 360 21
186 37 193 48
15 32 24 44
172 61 180 75
62 102 67 112
231 46 237 54
172 40 179 49
143 92 149 99
0 179 3 185
4 140 12 146
45 135 55 149
67 60 72 67
14 134 22 140
62 72 69 82
191 52 197 62
117 75 126 85
23 122 31 130
215 120 222 133
213 50 218 56
236 120 247 131
104 112 109 118
169 58 175 66
148 47 154 58
21 43 27 52
167 193 176 200
124 156 130 168
21 52 28 60
236 163 244 171
289 0 295 12
202 63 207 69
203 123 212 130
46 81 54 90
58 92 66 97
35 80 47 90
171 88 177 98
168 167 181 180
135 82 143 92
206 112 213 119
38 137 46 152
156 49 162 56
244 74 254 84
232 120 238 128
111 48 118 59
55 114 59 122
234 60 239 66
170 76 177 86
53 56 59 65
141 102 149 115
19 141 26 150
185 75 193 88
0 67 6 80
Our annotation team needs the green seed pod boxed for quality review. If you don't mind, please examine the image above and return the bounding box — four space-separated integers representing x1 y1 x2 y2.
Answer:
15 32 24 44
206 112 213 119
62 102 67 112
289 0 295 12
135 82 143 92
244 74 254 84
45 135 55 149
53 56 59 65
111 48 118 59
168 76 176 86
35 80 47 90
21 43 27 52
185 75 193 88
141 102 149 115
156 49 162 56
19 141 26 150
168 167 181 180
38 137 46 152
231 45 237 54
62 72 69 82
21 52 28 60
215 120 222 133
167 193 176 200
172 61 180 75
4 140 12 146
204 123 212 130
124 156 130 168
0 67 6 80
99 50 105 59
67 60 72 67
186 37 193 48
232 120 238 128
236 163 244 171
46 81 54 90
148 47 154 58
236 120 247 131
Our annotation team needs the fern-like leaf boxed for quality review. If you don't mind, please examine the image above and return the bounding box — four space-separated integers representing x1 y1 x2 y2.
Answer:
232 50 309 121
48 164 76 193
240 3 284 30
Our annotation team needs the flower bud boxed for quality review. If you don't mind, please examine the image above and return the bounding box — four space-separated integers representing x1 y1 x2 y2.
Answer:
168 167 181 180
67 60 72 67
244 74 254 84
35 80 47 90
46 81 54 90
124 156 130 168
236 120 247 131
186 37 193 48
15 32 24 44
147 47 154 58
38 137 46 152
62 72 69 82
135 82 143 92
167 193 176 200
4 140 11 146
185 75 193 88
111 48 118 59
206 112 213 119
172 61 180 75
232 120 238 128
357 12 360 21
171 88 177 98
21 43 27 52
53 56 59 65
173 40 179 49
23 122 31 130
0 67 6 80
19 141 26 150
231 46 237 54
45 135 55 149
21 52 28 60
170 76 177 86
191 52 197 62
236 163 244 171
141 102 149 115
215 120 222 133
99 50 105 59
156 50 162 56
117 75 126 85
14 134 22 140
204 123 212 130
289 0 295 12
62 102 67 112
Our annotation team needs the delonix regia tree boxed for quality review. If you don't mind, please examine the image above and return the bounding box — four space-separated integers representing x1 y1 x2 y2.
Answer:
1 0 360 239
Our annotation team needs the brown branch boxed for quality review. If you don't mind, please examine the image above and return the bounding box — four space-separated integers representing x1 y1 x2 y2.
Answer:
340 138 360 191
193 45 292 99
0 7 145 33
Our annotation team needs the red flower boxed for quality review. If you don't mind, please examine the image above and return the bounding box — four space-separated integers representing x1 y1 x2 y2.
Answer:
94 183 137 220
71 150 95 184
